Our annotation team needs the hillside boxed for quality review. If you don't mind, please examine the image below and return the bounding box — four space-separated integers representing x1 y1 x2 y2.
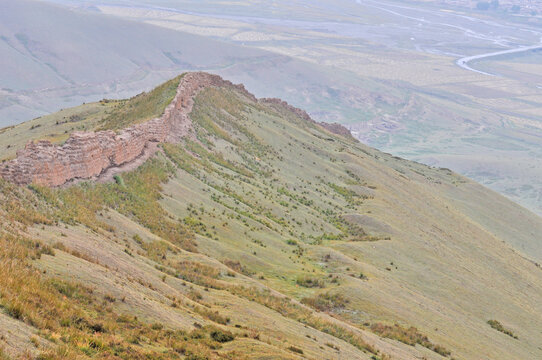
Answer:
0 73 541 360
86 0 542 217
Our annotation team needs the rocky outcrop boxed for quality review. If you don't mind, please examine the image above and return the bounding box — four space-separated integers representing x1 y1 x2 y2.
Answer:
0 72 253 187
260 97 357 141
0 72 354 187
317 122 357 141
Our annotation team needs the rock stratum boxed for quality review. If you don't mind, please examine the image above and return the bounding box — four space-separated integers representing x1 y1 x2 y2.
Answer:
0 72 351 187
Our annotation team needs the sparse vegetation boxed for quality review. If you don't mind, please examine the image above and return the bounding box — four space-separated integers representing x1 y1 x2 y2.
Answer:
301 292 349 312
193 306 230 325
98 75 182 130
35 155 197 252
228 287 377 355
222 259 253 276
210 329 235 343
370 323 451 357
296 275 325 288
487 320 518 339
0 232 233 359
287 346 304 354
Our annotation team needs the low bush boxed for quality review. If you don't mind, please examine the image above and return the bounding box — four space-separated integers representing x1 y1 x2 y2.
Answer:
487 320 518 339
370 323 450 357
288 346 304 354
296 275 325 288
193 306 230 325
301 292 349 312
228 286 377 355
210 329 235 343
222 259 254 276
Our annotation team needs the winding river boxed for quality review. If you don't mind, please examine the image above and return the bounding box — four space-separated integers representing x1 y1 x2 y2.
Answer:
456 44 542 76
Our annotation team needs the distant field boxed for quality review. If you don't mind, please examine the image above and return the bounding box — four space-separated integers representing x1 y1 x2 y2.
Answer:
471 49 542 83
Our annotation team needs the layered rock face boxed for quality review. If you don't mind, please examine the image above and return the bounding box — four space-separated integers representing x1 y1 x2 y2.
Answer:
0 72 252 187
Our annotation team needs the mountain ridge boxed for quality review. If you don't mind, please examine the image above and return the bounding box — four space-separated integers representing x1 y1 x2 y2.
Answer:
0 72 351 187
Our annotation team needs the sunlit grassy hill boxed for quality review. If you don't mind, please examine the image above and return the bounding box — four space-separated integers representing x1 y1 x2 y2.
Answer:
0 75 541 360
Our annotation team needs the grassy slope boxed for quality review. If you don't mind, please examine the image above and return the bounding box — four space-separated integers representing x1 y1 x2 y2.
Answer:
97 75 182 131
0 102 110 161
0 75 181 161
0 81 541 359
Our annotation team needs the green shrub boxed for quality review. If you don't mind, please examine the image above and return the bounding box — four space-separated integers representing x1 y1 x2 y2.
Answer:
301 292 349 312
296 275 325 288
288 346 304 354
487 320 518 339
151 323 164 330
193 306 230 325
113 174 125 187
370 323 450 356
210 329 234 343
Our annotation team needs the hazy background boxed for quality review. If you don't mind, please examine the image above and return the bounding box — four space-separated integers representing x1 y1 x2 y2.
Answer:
1 0 542 214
